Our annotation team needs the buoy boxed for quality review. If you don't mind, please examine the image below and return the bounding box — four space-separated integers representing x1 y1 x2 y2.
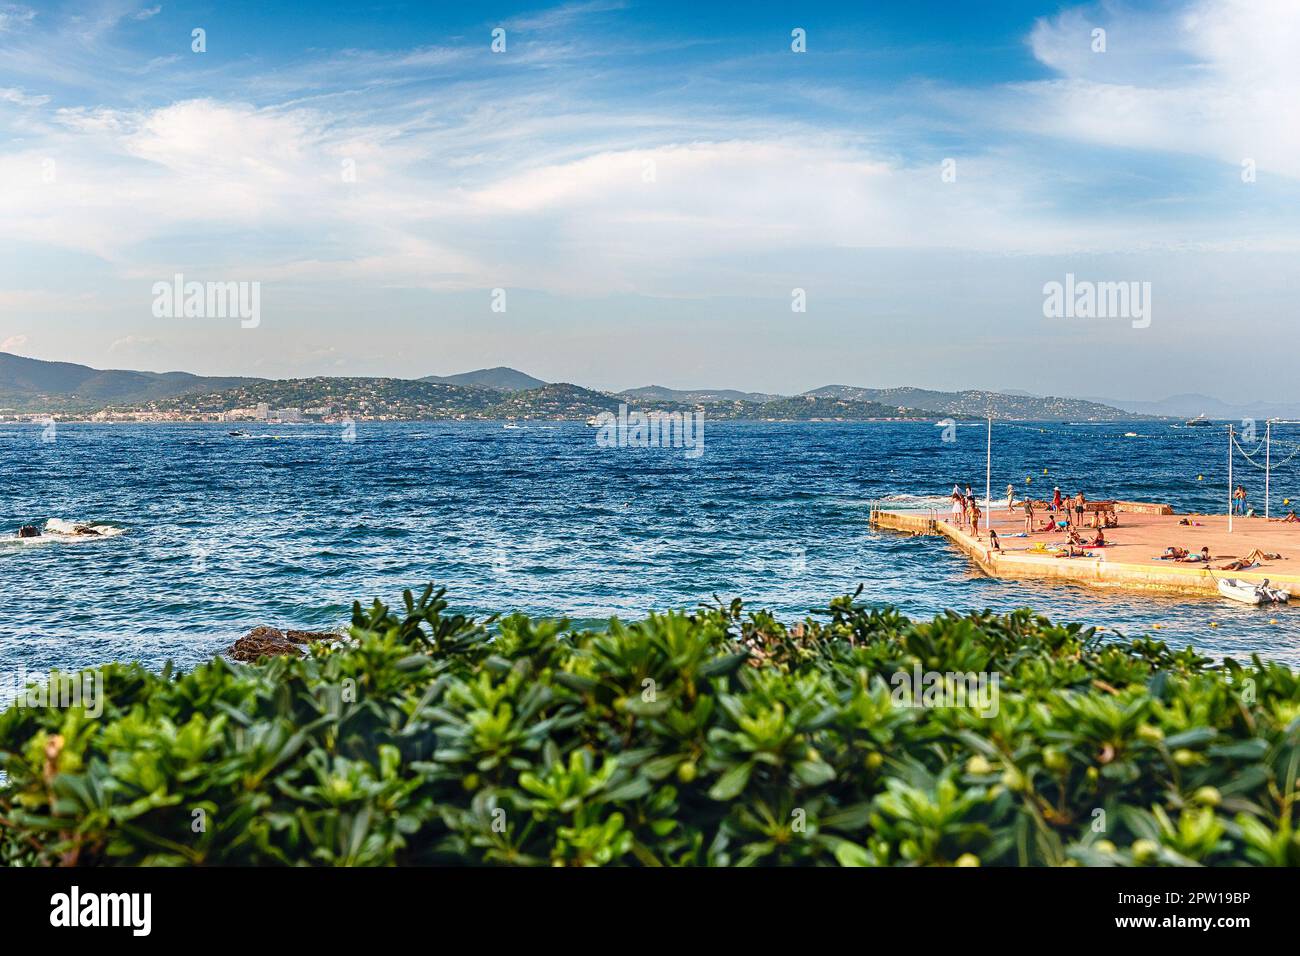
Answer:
1285 498 1291 506
1197 475 1203 481
1043 468 1048 474
1026 476 1032 484
1153 624 1163 629
1209 622 1218 628
1270 619 1278 625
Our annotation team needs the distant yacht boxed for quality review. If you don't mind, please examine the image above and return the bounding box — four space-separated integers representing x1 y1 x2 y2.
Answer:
1183 414 1214 427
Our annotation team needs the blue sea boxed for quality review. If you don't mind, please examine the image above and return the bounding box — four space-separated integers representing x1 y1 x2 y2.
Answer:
3 420 1300 681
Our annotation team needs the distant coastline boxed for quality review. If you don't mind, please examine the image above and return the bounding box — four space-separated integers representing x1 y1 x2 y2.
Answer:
0 352 1153 423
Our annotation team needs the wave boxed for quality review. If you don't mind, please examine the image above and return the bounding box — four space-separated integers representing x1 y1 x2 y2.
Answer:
0 519 125 547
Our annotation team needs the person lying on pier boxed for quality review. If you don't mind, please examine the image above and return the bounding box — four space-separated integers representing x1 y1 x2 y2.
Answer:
1281 511 1300 523
1174 546 1211 563
1156 546 1189 560
1217 548 1282 571
1055 541 1091 558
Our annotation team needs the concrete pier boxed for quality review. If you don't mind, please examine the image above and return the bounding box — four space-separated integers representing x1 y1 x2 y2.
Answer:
871 502 1300 599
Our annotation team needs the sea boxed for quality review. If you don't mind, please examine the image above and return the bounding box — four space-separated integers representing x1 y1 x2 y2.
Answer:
3 419 1299 683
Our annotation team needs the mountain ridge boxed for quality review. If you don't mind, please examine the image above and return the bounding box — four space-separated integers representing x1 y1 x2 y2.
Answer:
1 352 1164 420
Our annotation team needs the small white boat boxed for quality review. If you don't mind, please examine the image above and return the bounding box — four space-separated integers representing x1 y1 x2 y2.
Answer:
1217 577 1290 605
1217 578 1264 604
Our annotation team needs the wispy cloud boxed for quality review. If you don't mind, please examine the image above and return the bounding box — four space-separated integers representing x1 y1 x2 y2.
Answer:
0 3 36 32
2 0 1300 396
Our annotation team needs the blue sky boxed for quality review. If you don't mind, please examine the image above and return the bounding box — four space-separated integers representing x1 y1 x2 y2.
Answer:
2 0 1299 400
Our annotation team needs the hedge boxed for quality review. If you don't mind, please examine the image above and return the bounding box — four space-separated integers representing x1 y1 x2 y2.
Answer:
2 585 1297 866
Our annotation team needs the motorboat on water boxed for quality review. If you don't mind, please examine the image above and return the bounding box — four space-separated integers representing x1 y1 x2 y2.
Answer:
1217 577 1290 605
1182 414 1214 427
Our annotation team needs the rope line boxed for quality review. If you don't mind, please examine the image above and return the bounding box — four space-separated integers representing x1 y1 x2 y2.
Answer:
1233 435 1300 470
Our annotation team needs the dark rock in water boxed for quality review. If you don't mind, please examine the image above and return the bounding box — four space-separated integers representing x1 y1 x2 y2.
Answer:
17 525 40 538
228 626 340 662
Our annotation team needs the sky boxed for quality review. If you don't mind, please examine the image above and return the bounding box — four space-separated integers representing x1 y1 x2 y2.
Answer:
1 0 1298 400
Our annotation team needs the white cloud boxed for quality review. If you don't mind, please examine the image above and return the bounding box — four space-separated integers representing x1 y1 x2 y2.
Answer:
0 4 35 33
1015 0 1300 178
0 86 47 106
108 334 159 352
1 333 29 351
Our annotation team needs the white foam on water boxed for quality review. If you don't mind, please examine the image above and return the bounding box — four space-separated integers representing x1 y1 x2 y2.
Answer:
0 519 124 547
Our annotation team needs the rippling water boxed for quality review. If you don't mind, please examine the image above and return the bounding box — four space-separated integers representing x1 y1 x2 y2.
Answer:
3 419 1299 677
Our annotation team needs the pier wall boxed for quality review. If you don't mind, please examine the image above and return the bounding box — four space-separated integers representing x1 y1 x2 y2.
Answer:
870 507 1300 599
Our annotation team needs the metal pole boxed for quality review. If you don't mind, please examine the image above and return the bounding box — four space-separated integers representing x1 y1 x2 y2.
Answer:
1228 423 1234 534
1265 420 1271 519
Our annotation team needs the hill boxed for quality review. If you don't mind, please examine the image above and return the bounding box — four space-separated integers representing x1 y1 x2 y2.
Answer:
0 352 260 411
0 352 1144 422
148 377 500 418
620 385 782 403
804 385 1138 421
1081 393 1300 421
420 367 546 391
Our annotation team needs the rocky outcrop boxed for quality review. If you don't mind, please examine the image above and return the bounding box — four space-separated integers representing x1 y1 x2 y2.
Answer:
228 626 340 662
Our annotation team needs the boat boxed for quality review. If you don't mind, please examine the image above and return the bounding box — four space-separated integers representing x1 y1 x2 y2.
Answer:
1217 578 1264 604
1217 577 1291 605
1259 579 1291 603
1183 414 1214 427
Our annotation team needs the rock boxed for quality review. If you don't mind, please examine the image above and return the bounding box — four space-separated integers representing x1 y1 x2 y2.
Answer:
18 525 40 538
285 629 339 645
228 626 339 662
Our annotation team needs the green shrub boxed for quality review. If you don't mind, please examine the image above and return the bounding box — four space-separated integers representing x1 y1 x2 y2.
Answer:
2 585 1298 866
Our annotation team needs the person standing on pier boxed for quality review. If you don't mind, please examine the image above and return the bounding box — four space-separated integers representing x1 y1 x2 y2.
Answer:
1006 484 1015 512
1023 496 1035 535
